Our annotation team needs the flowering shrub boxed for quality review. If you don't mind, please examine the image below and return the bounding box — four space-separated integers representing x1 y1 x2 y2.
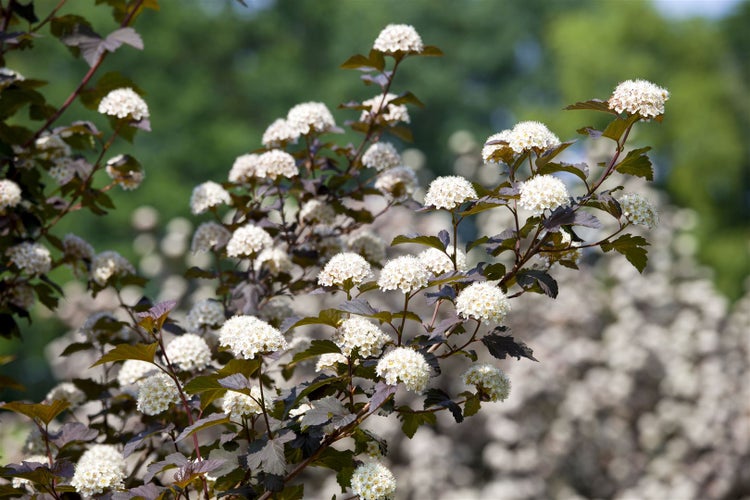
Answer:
0 2 670 498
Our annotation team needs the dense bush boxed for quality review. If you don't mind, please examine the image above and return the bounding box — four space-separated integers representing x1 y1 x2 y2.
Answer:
0 1 669 498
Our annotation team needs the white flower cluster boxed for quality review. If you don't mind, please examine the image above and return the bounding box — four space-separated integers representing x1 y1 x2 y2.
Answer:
62 233 94 261
190 181 231 215
97 87 149 121
300 199 336 225
423 175 477 210
351 461 398 500
45 382 85 406
71 444 126 497
334 317 390 358
462 363 511 402
374 165 418 200
186 299 225 331
7 242 51 275
48 158 75 185
362 141 402 171
226 224 273 257
91 250 135 286
318 252 372 288
105 154 144 190
347 231 387 264
608 79 669 119
222 387 265 419
455 282 511 324
191 222 231 253
136 372 180 415
418 247 467 275
377 255 430 293
376 347 431 392
373 23 424 54
316 352 348 372
619 193 658 228
219 315 288 359
165 333 212 371
481 130 513 163
256 150 299 180
254 247 293 275
0 179 21 212
228 153 259 183
518 174 569 215
508 121 560 153
361 93 410 124
117 359 156 387
287 101 337 136
262 118 299 148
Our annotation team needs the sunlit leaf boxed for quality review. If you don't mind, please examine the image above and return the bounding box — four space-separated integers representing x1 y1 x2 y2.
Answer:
0 400 69 425
90 342 158 368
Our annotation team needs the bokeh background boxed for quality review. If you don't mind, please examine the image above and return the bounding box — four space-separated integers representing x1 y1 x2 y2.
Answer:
2 0 750 497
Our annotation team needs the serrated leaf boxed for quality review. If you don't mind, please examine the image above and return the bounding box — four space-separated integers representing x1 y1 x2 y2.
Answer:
290 340 340 366
300 396 347 429
0 400 69 425
184 375 224 395
288 309 342 331
49 422 98 449
341 54 372 69
423 388 463 423
564 99 614 113
391 234 444 251
136 300 176 333
90 342 158 368
175 413 230 443
312 448 355 471
516 269 558 298
543 206 601 232
123 424 174 457
537 161 589 184
369 382 396 414
245 434 294 476
398 409 436 439
615 147 653 180
463 395 481 417
481 333 538 362
336 298 380 317
600 234 649 272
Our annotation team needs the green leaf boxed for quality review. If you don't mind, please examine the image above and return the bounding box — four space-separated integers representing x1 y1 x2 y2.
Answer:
463 395 481 417
538 161 589 184
287 309 342 331
398 408 436 439
564 99 615 114
0 400 69 425
420 45 443 57
600 234 649 273
312 447 355 471
603 113 639 142
614 147 653 180
340 54 372 70
184 375 224 395
90 342 158 368
391 234 444 251
290 340 340 366
389 91 424 108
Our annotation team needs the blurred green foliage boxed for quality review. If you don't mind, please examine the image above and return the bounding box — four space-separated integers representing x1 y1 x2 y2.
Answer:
2 0 749 400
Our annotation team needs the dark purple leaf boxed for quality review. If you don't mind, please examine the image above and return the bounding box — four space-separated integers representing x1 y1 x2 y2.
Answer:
481 333 538 362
